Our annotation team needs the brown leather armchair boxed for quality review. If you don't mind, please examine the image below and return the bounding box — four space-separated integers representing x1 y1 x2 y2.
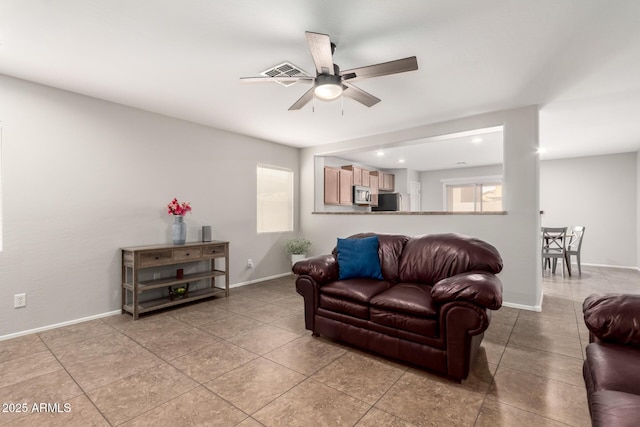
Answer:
583 293 640 426
293 232 503 381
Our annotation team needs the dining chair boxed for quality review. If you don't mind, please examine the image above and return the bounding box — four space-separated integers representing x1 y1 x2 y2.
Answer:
565 225 586 275
541 226 569 277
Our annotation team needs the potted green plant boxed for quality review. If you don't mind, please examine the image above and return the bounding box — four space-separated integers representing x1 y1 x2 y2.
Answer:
285 236 312 266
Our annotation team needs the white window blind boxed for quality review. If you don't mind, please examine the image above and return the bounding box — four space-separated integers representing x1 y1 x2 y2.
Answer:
257 165 294 233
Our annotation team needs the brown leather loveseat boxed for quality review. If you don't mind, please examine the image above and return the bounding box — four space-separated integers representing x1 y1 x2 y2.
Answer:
293 232 503 381
583 293 640 426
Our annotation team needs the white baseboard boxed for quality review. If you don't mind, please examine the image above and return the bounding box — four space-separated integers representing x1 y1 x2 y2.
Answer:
231 272 292 287
502 301 542 312
1 272 294 342
0 310 122 342
580 262 640 271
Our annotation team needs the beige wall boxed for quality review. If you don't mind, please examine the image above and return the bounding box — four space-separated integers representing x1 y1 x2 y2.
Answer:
638 151 640 269
301 106 542 310
541 152 637 267
419 153 638 268
0 74 299 337
2 72 637 337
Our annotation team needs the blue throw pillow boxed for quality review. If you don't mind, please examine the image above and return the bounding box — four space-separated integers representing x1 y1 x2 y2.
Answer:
337 236 383 280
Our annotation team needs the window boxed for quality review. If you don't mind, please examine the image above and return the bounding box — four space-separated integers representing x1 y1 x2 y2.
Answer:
257 165 294 233
443 176 503 212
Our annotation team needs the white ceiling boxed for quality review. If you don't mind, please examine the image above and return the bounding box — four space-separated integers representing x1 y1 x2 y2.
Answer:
337 128 504 172
1 1 639 162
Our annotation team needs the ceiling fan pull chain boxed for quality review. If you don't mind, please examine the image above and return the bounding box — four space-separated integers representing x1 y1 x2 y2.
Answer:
341 95 344 116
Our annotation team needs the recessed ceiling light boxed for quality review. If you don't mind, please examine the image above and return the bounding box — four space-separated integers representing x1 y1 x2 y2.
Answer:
398 159 406 163
537 147 548 154
471 137 483 143
376 150 384 156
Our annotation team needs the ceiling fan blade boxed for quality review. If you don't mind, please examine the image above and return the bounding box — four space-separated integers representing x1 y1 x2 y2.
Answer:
342 82 381 107
288 86 316 110
305 31 335 75
240 76 314 84
341 56 418 82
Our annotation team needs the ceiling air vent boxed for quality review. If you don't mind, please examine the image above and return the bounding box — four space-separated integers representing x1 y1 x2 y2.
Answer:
260 62 310 87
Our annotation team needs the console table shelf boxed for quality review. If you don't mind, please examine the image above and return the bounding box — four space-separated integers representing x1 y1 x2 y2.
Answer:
131 270 227 291
124 287 225 314
121 241 229 319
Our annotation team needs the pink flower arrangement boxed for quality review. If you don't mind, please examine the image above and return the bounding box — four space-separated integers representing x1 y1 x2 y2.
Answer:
167 198 192 216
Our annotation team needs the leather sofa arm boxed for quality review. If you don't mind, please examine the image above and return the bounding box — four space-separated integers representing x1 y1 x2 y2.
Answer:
583 293 640 347
431 271 503 310
292 254 339 284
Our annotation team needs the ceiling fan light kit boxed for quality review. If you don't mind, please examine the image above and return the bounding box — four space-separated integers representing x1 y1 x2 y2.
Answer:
314 74 343 101
241 31 418 111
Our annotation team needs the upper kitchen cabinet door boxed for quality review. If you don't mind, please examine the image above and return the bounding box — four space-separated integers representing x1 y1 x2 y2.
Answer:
361 169 370 187
384 173 394 191
324 167 340 205
339 169 353 205
342 165 362 186
369 174 378 206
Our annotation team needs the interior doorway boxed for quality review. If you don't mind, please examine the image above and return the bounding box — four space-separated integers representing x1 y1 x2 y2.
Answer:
410 180 421 212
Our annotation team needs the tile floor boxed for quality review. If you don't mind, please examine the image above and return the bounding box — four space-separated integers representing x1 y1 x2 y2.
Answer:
1 266 639 426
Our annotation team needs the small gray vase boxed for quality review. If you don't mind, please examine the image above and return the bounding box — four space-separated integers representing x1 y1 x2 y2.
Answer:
172 215 186 245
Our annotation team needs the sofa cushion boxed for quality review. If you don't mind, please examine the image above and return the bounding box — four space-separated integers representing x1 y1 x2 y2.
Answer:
585 342 640 395
370 309 438 337
320 279 392 304
590 390 640 427
320 295 369 320
398 233 503 285
337 236 383 280
370 283 437 317
369 284 437 337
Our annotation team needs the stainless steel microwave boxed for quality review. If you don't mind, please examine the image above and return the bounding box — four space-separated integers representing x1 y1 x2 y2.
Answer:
353 186 372 205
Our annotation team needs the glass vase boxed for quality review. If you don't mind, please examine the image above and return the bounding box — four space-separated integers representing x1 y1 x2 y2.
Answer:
172 215 186 245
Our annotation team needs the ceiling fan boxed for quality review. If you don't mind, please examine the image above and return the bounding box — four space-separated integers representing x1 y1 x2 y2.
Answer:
240 31 418 111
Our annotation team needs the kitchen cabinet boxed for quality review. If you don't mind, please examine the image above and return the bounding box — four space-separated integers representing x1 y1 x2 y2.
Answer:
383 173 395 192
339 169 353 205
370 171 395 192
325 167 353 205
324 167 340 204
370 174 379 206
341 165 370 187
361 169 370 187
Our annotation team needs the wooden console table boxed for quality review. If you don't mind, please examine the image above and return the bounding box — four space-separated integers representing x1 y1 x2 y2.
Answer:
121 241 229 319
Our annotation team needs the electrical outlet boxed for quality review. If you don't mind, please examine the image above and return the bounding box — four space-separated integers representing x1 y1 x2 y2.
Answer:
14 293 26 308
247 259 254 269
